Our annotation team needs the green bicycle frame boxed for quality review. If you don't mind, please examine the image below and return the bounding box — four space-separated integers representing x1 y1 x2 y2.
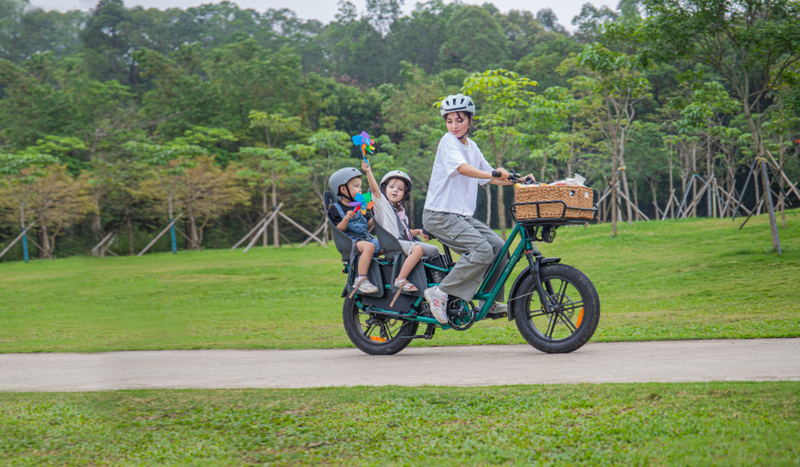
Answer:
356 222 538 329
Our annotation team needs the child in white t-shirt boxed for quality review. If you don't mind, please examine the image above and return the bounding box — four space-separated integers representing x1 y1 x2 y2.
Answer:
422 94 534 324
362 161 440 293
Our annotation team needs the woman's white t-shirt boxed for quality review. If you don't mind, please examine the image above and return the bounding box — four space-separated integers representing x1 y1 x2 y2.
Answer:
424 132 493 216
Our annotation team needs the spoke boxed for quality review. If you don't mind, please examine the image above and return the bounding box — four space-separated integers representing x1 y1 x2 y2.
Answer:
557 280 568 305
545 312 557 338
561 300 584 311
363 322 376 337
527 309 547 319
557 310 577 333
385 321 396 340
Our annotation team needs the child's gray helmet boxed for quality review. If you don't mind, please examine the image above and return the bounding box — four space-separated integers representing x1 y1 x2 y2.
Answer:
329 167 363 199
440 94 476 117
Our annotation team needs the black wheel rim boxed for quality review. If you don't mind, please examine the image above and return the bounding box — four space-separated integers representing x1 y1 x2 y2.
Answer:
351 304 407 345
522 275 585 343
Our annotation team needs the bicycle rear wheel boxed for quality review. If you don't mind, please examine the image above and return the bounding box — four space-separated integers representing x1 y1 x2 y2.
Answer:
513 264 600 353
343 297 419 355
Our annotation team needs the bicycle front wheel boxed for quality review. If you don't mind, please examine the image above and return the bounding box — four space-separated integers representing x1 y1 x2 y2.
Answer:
513 264 600 353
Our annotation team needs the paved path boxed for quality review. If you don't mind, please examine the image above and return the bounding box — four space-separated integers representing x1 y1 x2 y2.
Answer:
2 338 799 392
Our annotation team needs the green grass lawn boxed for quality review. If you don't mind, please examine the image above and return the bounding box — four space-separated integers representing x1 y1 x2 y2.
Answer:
2 382 799 465
1 211 799 353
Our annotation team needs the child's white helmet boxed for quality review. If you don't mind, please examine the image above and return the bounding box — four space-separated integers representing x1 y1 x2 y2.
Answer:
380 170 413 190
380 170 413 202
440 94 476 117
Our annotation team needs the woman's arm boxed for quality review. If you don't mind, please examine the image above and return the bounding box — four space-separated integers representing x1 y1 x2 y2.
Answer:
457 164 509 181
362 161 381 199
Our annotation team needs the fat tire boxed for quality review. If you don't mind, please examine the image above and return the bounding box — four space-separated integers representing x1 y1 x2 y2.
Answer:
514 264 600 354
343 297 419 355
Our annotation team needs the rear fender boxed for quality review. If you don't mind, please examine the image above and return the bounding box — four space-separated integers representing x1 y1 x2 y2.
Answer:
506 257 561 321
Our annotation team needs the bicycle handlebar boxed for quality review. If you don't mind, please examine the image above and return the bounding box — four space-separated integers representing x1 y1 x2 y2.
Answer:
491 170 534 185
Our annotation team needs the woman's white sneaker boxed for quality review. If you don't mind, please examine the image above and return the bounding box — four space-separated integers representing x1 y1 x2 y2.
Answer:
424 286 449 324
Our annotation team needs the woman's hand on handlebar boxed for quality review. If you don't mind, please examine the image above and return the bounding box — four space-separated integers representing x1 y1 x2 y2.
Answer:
490 167 510 181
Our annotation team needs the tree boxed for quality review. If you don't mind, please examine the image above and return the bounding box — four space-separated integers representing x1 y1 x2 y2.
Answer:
571 3 619 43
440 6 509 71
22 164 92 257
236 147 305 247
80 0 134 83
628 0 800 249
0 152 61 258
674 78 739 217
138 154 248 249
562 44 651 235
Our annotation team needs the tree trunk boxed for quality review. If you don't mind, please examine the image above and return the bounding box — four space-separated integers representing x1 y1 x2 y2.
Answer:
707 122 713 218
92 205 103 241
188 205 199 249
38 214 51 259
568 116 576 176
761 160 781 252
272 171 279 248
691 141 698 218
126 203 135 256
753 162 761 215
484 184 492 228
408 195 415 229
632 179 640 221
779 134 786 228
497 184 507 239
262 188 268 247
540 151 548 182
611 185 618 236
649 179 658 218
669 151 675 219
619 133 633 225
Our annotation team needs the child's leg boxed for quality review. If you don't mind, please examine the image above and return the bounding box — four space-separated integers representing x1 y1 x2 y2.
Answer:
397 244 424 280
356 240 375 276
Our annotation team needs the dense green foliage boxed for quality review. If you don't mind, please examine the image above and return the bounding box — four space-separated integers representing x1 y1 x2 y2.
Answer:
2 382 799 464
0 0 798 259
1 213 798 353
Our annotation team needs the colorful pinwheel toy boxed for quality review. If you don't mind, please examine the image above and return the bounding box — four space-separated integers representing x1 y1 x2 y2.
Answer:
351 131 375 165
349 192 374 215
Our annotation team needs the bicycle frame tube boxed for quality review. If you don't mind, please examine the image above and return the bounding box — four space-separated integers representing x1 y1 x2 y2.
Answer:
472 223 531 321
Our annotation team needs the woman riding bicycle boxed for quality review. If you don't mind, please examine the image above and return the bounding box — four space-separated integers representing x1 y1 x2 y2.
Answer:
423 94 535 324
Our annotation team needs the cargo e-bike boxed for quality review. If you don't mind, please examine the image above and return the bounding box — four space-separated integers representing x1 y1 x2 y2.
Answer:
324 172 600 356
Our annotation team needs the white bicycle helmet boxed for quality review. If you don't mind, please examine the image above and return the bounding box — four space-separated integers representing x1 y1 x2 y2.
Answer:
380 170 413 202
440 94 476 117
329 167 362 200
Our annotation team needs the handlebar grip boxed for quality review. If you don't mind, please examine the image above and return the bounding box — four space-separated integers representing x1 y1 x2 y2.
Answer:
491 170 501 178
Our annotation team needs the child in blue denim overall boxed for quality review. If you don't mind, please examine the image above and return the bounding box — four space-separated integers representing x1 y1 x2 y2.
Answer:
327 167 381 294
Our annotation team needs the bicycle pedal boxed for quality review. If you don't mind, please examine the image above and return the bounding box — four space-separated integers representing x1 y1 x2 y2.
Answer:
489 312 507 320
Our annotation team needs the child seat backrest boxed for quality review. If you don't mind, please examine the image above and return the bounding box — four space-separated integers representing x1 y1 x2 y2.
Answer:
323 190 357 261
370 221 403 256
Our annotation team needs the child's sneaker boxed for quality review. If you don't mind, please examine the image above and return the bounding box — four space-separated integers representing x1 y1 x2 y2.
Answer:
424 285 449 324
357 279 379 294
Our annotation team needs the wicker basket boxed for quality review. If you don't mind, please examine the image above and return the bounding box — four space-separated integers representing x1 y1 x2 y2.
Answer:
514 184 594 220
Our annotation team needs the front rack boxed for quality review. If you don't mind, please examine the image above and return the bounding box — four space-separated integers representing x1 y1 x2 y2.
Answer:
510 200 598 226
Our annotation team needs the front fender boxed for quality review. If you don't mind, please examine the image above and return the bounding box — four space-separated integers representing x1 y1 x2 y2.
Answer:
506 257 561 321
